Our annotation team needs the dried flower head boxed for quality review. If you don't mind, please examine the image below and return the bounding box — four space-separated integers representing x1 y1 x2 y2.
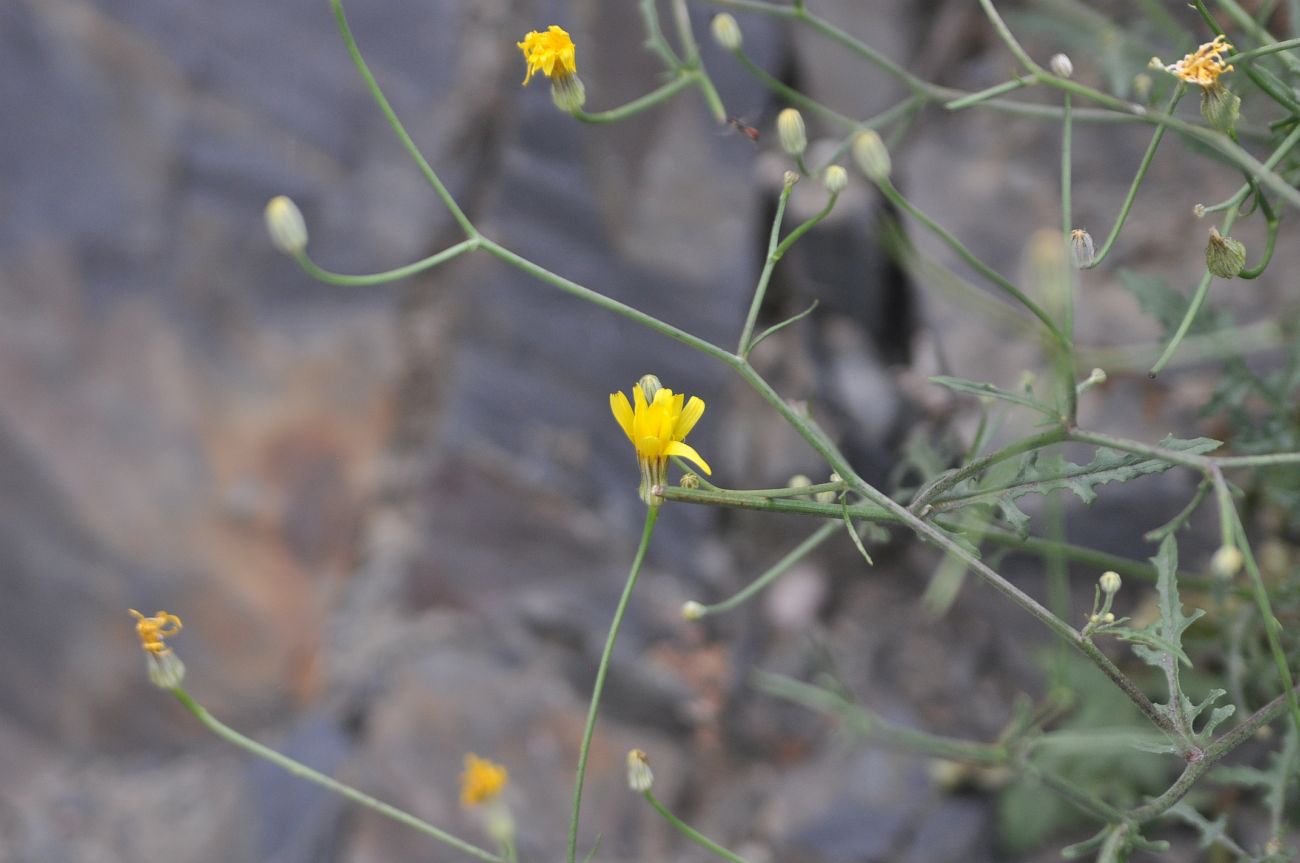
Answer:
1165 35 1234 87
460 754 509 807
627 749 654 791
610 377 711 505
130 609 183 656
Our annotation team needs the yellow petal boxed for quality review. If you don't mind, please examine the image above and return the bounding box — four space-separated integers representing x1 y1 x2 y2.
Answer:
675 396 705 440
663 440 711 475
610 392 635 442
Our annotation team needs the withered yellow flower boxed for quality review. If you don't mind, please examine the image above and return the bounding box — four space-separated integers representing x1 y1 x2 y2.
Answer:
130 609 182 656
610 375 711 505
517 25 577 86
460 754 509 807
1166 35 1234 86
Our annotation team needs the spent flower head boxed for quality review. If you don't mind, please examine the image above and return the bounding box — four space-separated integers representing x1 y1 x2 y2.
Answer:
627 749 654 791
518 25 585 112
460 754 509 807
1164 35 1234 87
130 609 186 689
610 376 711 505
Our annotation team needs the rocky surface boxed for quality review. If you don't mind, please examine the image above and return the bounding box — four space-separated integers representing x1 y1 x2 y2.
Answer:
2 0 1295 861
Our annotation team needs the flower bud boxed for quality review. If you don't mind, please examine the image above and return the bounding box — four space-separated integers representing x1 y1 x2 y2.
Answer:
822 165 848 194
1200 82 1241 135
680 473 700 490
550 72 587 113
264 196 308 254
788 474 812 491
1050 53 1073 78
851 130 891 184
1210 545 1243 578
1099 571 1121 595
681 600 705 621
1206 227 1246 279
627 749 654 791
710 13 742 52
1193 203 1207 218
782 170 800 189
637 374 663 402
777 108 807 157
1070 228 1094 268
1148 56 1165 70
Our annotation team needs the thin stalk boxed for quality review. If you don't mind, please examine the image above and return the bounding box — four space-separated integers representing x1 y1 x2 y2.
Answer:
909 427 1069 513
294 239 479 286
1020 759 1126 823
572 74 698 123
567 505 661 863
975 0 1044 74
772 192 838 260
1086 85 1185 269
737 180 795 356
657 485 894 520
1214 0 1300 74
170 688 503 863
1216 452 1300 468
1238 193 1279 279
642 790 752 863
639 0 684 69
692 522 838 616
1225 36 1300 63
1059 92 1078 425
733 50 859 128
331 0 477 239
747 299 819 353
945 77 1032 110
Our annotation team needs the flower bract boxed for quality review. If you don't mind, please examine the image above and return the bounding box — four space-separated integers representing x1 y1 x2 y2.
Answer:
460 754 509 807
610 377 710 504
517 25 577 86
1165 35 1234 86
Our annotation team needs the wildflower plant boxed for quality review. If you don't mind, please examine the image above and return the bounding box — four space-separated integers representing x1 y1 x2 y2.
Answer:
133 0 1300 860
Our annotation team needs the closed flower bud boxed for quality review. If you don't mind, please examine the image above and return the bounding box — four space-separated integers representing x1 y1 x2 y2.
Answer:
783 170 800 189
637 374 663 402
1206 227 1246 279
680 473 700 490
823 164 848 194
681 600 705 620
1200 82 1241 135
1099 571 1122 595
777 108 807 157
1210 545 1243 578
1070 228 1095 268
851 130 891 184
264 196 308 254
710 13 742 52
1050 53 1073 78
627 749 654 791
1193 203 1207 218
788 474 812 491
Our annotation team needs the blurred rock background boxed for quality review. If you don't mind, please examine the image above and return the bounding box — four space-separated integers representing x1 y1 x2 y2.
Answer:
1 0 1295 860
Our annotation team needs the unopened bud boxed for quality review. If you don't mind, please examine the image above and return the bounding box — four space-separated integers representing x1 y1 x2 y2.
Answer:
1193 203 1206 218
627 749 654 791
823 164 848 194
1050 53 1073 78
550 72 587 113
1148 56 1165 70
851 130 891 184
783 170 800 189
681 600 705 621
1078 367 1107 394
777 108 807 157
264 196 308 254
1206 227 1246 279
1102 612 1115 624
1100 571 1122 595
680 473 700 490
637 374 663 402
710 13 742 52
1070 228 1095 268
788 474 812 491
1200 82 1241 135
1210 545 1243 578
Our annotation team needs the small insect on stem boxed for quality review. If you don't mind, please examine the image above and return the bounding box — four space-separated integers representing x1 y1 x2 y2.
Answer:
727 116 760 143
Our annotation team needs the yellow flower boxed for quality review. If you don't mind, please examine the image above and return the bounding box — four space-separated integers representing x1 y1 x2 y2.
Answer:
1165 35 1234 86
517 26 585 112
610 375 711 505
130 609 182 656
460 754 509 807
517 25 577 86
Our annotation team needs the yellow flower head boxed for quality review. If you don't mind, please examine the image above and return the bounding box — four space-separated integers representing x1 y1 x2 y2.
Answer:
517 25 577 86
610 376 710 504
1166 35 1234 86
460 753 509 807
130 609 182 656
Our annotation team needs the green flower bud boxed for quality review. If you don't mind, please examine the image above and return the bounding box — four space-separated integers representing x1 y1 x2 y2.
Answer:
681 600 705 620
710 13 742 52
264 196 308 254
1200 82 1241 135
1099 571 1121 595
680 473 701 490
1050 53 1073 78
1206 227 1246 279
851 130 891 184
637 374 663 402
823 164 848 194
777 108 807 157
1210 545 1243 578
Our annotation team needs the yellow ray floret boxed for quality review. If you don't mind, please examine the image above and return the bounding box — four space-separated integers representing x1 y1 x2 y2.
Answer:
1166 35 1234 86
460 753 509 807
610 385 711 476
130 609 183 656
517 25 577 86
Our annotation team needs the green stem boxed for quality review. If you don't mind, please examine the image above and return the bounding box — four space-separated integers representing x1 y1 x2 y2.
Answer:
642 790 752 863
748 299 819 353
691 522 839 616
1086 85 1185 269
909 428 1069 513
657 485 893 520
572 74 699 123
945 77 1032 110
1216 452 1300 468
331 0 477 239
737 179 795 355
1020 759 1126 823
567 505 661 863
640 0 684 69
974 0 1043 73
877 179 1068 347
1214 0 1300 74
294 239 479 286
170 688 503 863
772 192 838 260
733 50 859 128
